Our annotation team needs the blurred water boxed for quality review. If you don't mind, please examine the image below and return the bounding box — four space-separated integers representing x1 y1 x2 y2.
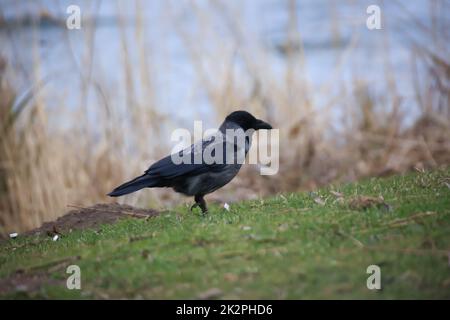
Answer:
0 0 448 129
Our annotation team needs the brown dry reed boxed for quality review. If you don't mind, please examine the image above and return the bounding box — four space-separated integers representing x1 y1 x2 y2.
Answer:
0 0 449 234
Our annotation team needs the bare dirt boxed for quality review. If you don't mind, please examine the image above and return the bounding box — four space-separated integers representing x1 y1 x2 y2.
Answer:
0 269 61 296
25 202 160 237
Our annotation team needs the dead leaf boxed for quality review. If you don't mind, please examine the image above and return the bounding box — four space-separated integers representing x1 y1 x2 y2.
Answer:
314 197 326 206
223 273 238 283
348 196 390 211
198 288 223 299
330 191 344 198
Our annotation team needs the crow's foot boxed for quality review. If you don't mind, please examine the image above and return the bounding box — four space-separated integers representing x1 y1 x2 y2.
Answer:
192 195 208 214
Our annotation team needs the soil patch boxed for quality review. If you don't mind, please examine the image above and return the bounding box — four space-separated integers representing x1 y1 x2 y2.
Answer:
26 203 160 236
0 269 61 296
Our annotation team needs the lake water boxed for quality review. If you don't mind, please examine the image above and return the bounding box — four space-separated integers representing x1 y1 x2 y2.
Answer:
1 0 448 129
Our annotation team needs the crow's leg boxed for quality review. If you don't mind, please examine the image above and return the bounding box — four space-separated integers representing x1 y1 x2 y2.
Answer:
191 194 208 214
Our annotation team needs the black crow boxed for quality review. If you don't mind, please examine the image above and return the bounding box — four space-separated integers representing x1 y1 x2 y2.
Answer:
107 110 272 213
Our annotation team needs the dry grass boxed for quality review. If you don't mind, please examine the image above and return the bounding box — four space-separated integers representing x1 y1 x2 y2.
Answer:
0 0 449 234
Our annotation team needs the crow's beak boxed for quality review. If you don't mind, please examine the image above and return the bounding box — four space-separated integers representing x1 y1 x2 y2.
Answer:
254 119 272 130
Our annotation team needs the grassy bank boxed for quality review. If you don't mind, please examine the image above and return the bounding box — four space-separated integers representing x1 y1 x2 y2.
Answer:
1 168 449 299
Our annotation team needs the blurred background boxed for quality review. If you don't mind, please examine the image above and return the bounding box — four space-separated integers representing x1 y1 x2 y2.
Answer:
0 0 449 233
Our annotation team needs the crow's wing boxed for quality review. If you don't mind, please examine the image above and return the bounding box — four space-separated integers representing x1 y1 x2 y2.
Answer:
144 134 231 180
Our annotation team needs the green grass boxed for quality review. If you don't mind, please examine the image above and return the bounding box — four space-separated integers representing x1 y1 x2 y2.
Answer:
1 169 450 299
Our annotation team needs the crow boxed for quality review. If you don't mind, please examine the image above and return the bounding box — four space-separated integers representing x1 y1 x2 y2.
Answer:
107 110 272 213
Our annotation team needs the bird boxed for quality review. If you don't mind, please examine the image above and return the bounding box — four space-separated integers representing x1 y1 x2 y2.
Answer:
107 110 272 213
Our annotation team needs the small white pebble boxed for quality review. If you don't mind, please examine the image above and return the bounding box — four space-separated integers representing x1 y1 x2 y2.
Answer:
52 235 59 241
9 232 18 239
242 226 251 231
223 203 230 211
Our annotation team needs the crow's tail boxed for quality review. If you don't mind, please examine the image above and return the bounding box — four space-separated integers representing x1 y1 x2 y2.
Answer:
107 174 157 197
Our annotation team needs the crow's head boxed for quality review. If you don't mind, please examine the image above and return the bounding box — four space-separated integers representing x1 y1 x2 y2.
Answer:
225 110 272 131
